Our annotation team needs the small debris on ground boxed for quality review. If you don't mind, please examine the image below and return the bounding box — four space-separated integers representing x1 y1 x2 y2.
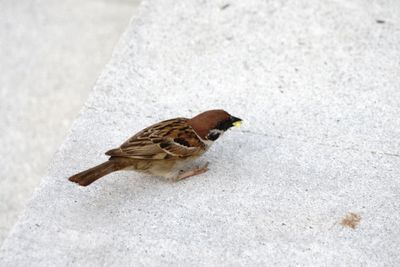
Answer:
220 3 231 10
340 212 361 229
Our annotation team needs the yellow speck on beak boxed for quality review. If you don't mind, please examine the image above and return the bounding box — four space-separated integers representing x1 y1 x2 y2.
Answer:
233 120 242 128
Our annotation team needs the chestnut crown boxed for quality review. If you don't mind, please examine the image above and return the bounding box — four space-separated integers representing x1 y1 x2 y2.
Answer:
188 109 242 140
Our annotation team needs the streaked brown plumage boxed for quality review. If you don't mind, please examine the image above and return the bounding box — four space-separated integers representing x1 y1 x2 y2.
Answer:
68 109 242 186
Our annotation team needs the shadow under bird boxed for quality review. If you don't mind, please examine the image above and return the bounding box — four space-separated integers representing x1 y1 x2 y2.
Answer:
68 109 242 186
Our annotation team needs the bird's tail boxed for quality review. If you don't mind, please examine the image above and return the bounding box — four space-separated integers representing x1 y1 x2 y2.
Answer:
68 160 126 186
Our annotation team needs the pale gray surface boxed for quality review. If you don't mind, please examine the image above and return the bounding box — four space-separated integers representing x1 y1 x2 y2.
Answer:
0 0 140 243
1 0 400 265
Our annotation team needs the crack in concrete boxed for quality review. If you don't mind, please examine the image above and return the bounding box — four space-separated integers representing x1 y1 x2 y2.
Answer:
239 130 400 159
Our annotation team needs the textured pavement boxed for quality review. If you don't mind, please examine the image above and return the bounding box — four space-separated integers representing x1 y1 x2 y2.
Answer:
1 0 400 265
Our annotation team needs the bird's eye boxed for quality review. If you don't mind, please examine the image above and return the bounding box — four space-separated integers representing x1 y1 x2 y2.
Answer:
216 119 233 131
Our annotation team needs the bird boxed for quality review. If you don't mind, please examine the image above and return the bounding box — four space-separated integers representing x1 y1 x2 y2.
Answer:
68 109 242 186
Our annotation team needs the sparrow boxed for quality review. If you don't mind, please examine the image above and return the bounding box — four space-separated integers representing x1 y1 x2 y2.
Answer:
68 109 242 186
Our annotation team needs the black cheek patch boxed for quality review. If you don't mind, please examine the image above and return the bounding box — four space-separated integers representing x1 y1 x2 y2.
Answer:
174 138 191 147
207 132 221 141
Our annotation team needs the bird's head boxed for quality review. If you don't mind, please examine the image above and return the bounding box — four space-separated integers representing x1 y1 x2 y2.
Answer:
188 109 242 143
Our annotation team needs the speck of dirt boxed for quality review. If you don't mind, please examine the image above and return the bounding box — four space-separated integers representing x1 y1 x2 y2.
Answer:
376 19 385 24
340 212 361 229
220 3 231 10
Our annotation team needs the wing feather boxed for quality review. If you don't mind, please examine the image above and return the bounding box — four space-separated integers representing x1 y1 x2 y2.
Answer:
105 118 205 159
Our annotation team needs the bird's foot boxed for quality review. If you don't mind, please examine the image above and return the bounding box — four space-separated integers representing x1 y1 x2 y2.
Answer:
175 162 209 181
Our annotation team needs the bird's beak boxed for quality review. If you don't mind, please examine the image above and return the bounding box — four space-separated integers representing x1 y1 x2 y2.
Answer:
231 116 242 128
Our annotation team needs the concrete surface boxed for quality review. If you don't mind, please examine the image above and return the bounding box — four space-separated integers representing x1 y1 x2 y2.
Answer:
1 0 400 265
0 0 140 244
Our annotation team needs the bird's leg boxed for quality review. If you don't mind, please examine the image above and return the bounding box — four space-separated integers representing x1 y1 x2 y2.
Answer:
175 162 209 181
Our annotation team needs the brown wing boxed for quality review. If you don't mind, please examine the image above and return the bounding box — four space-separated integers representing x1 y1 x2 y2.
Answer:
105 118 206 160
